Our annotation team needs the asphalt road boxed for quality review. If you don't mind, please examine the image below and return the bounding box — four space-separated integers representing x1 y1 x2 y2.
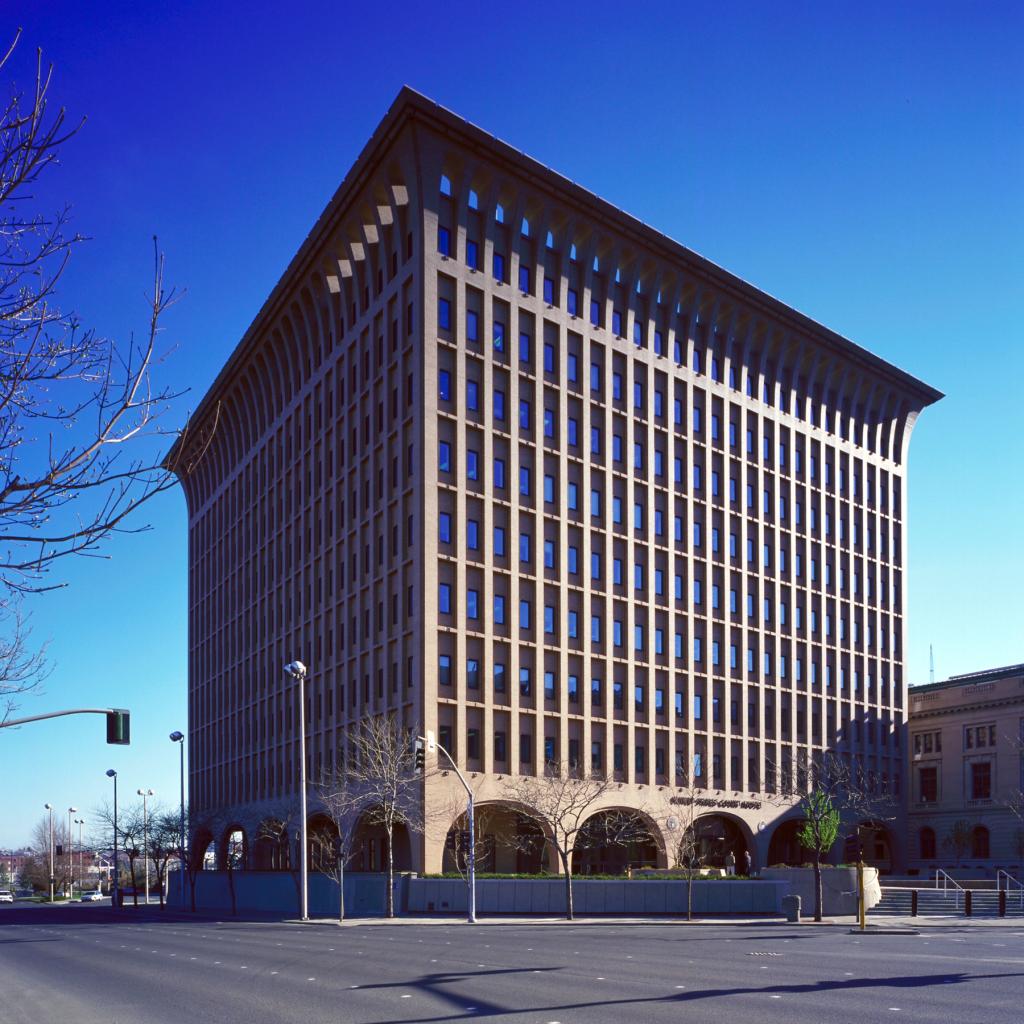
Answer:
2 903 1023 1023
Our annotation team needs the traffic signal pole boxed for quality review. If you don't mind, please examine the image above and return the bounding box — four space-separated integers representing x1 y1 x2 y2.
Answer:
1 707 131 744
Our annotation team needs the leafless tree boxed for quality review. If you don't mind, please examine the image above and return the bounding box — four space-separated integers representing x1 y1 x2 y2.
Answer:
24 816 70 896
257 807 306 914
90 801 145 906
768 750 896 921
339 715 424 918
942 819 973 867
147 809 181 909
502 761 649 920
440 802 504 881
313 771 364 921
0 32 202 720
655 759 707 921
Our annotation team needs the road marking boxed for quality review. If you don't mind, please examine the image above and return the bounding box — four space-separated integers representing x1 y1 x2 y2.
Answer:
240 966 247 969
675 985 685 989
401 994 412 999
770 995 781 999
307 977 315 982
271 971 278 975
889 1008 901 1012
596 977 605 981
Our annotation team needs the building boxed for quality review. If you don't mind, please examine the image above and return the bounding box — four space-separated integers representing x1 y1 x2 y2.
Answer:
907 664 1024 877
169 88 941 879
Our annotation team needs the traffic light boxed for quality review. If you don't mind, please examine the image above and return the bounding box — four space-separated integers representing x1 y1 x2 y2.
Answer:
106 709 130 745
414 738 425 774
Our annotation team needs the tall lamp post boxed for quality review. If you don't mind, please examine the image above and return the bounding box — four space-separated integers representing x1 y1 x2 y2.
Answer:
44 803 54 902
106 770 118 908
170 731 186 908
66 807 78 897
283 660 309 921
137 788 154 904
74 818 85 895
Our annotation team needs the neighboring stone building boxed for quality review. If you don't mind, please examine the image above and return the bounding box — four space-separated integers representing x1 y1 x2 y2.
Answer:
907 664 1024 878
169 88 941 878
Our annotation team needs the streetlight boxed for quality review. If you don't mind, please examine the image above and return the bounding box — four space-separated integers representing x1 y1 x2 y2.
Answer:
106 770 118 908
137 788 154 904
74 818 85 895
67 807 78 897
170 731 186 908
284 660 309 921
44 803 54 902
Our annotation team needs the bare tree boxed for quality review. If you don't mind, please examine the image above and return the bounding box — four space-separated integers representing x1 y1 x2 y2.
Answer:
90 801 145 906
768 751 895 922
0 32 200 720
942 819 973 867
147 810 181 909
25 816 70 896
340 715 424 918
314 771 364 922
656 759 707 921
502 761 649 920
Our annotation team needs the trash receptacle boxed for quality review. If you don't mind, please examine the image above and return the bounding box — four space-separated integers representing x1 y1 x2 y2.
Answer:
782 894 801 922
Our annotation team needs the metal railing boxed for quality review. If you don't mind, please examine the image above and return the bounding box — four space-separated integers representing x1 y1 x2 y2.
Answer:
996 870 1023 908
935 868 964 909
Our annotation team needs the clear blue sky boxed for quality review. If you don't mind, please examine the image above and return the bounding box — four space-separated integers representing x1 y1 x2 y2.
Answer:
2 1 1021 848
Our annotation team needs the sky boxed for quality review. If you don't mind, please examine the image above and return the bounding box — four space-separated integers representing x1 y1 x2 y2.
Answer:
1 1 1021 848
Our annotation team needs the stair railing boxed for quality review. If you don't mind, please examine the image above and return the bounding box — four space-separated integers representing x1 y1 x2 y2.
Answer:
935 868 964 909
996 869 1023 909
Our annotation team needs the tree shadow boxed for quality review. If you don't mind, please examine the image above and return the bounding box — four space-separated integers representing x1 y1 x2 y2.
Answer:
355 968 1024 1024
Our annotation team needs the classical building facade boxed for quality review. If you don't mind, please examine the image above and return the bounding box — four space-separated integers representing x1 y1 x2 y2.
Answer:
907 664 1024 877
170 88 941 877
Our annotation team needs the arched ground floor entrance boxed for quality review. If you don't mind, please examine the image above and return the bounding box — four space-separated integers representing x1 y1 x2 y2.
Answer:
688 814 753 871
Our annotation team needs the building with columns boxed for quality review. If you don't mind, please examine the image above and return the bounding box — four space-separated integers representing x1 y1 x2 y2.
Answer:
907 664 1024 877
170 88 941 878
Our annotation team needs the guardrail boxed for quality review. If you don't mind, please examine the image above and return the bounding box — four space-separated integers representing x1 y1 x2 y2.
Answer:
996 870 1023 909
935 868 964 909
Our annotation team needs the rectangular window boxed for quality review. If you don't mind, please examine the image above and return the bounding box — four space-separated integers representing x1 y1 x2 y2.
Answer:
438 582 452 615
971 761 992 800
439 512 451 544
439 440 451 473
466 239 479 270
519 668 531 696
437 225 451 256
438 297 451 331
439 654 451 686
466 450 479 481
466 589 479 620
438 369 451 401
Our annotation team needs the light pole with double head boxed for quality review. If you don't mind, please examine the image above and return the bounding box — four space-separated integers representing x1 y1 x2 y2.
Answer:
44 803 54 902
66 807 77 897
284 661 309 921
170 731 186 907
106 770 118 908
137 787 154 904
74 818 85 894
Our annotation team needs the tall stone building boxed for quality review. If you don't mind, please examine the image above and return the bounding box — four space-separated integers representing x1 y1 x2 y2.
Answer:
170 88 941 876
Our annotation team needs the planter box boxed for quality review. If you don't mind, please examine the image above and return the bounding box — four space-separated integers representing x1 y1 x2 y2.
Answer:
760 866 880 917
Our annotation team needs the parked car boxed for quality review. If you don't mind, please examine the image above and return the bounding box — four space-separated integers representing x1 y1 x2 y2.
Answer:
79 891 105 902
0 890 13 903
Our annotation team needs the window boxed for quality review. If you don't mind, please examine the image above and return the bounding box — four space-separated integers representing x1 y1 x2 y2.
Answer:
494 663 506 692
493 320 505 352
466 450 479 481
544 670 555 699
918 827 936 860
494 731 507 762
466 589 479 620
543 276 555 303
438 654 452 686
971 825 990 859
494 458 506 489
519 600 531 629
438 583 452 615
494 594 506 624
438 441 451 473
466 239 479 270
466 659 480 690
519 332 531 363
918 765 937 803
970 761 992 800
466 380 479 411
437 225 451 256
466 310 478 343
519 265 531 294
438 369 451 401
493 251 505 282
519 667 531 696
438 512 451 544
438 297 451 331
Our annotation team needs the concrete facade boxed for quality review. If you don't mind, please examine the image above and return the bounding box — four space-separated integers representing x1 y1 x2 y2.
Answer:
169 88 941 880
907 664 1024 878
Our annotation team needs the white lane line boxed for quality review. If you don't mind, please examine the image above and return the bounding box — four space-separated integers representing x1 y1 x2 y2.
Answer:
675 985 686 989
307 977 315 982
770 995 781 999
401 994 412 999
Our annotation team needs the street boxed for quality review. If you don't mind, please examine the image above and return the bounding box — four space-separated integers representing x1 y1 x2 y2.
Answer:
2 904 1022 1023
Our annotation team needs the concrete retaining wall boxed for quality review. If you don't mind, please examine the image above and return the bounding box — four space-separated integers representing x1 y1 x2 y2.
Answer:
166 870 393 917
407 878 787 916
